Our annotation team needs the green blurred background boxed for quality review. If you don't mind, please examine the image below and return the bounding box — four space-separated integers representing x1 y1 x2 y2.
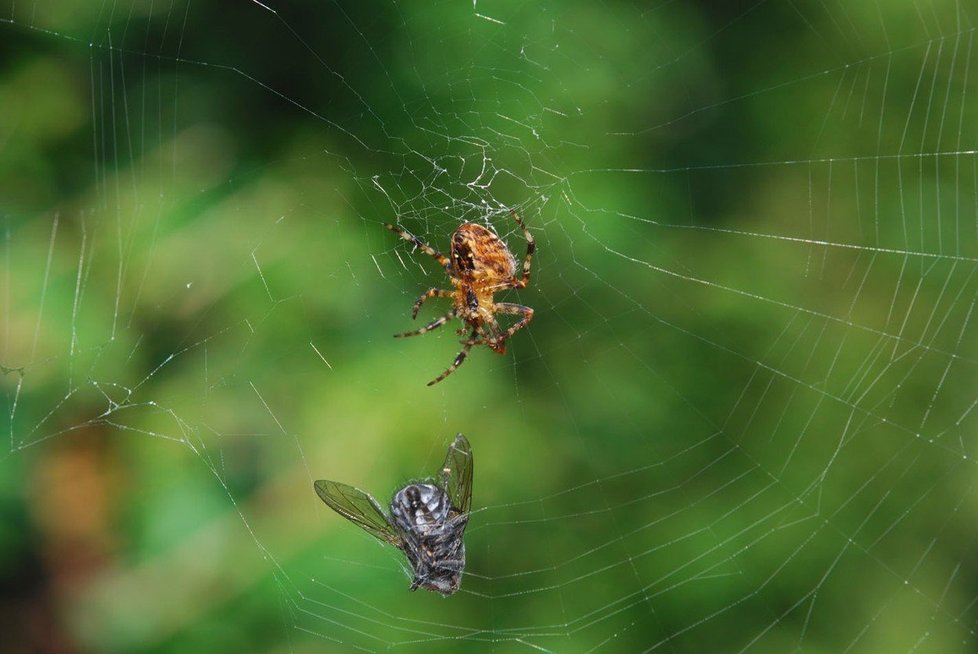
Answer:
2 1 977 652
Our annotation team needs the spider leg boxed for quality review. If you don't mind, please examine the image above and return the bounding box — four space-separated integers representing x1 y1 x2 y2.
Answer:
466 302 533 349
464 318 506 353
467 318 495 341
509 209 534 288
384 223 451 269
427 330 477 386
411 288 453 319
395 311 455 338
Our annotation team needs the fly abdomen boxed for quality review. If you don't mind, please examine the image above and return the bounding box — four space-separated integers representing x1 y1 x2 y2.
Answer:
391 483 451 535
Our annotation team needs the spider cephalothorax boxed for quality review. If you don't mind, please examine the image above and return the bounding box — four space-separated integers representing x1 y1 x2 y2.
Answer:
384 210 535 385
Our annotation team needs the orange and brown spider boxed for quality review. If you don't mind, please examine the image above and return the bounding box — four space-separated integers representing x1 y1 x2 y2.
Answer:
384 210 535 385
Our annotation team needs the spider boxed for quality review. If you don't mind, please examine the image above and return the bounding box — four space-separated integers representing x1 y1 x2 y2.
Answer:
384 210 535 385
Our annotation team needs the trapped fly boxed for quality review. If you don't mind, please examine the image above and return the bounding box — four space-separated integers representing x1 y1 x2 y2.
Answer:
314 433 473 595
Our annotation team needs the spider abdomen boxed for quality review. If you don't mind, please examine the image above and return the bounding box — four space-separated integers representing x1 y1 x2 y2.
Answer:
450 223 517 282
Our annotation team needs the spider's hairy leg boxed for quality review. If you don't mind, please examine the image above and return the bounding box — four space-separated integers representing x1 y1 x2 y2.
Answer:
510 209 534 288
427 330 477 386
411 288 453 319
465 302 533 349
395 311 456 339
384 223 450 269
466 318 506 354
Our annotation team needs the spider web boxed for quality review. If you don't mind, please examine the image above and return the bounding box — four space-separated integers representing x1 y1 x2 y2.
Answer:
2 1 978 652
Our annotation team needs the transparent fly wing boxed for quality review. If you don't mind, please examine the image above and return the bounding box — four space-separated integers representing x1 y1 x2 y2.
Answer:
439 433 473 514
314 480 403 548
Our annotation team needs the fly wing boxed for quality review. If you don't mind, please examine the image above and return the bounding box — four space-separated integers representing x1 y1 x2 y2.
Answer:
314 480 403 548
439 433 473 514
